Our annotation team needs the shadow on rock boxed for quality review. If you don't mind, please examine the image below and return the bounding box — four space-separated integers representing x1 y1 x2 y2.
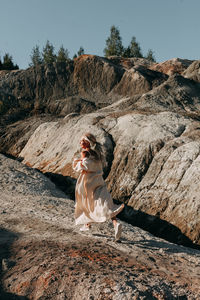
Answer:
0 228 27 299
44 172 76 199
117 203 200 251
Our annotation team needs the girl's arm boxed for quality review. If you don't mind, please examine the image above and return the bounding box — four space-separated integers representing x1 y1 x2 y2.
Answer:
73 151 91 172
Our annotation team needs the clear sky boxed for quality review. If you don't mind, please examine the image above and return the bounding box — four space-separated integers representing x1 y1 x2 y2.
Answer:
0 0 199 69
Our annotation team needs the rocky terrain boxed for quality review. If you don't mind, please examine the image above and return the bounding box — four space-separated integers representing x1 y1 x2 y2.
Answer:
1 154 200 299
0 55 200 298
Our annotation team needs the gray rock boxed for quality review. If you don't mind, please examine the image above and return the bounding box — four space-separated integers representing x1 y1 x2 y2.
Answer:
0 153 65 198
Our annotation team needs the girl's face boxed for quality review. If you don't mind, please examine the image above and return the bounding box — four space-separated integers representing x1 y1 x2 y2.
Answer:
80 139 90 149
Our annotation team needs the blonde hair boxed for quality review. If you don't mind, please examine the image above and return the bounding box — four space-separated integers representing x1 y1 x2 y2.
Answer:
80 133 104 162
81 133 96 148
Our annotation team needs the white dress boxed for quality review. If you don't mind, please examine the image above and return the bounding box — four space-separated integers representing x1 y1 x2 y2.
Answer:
73 156 124 225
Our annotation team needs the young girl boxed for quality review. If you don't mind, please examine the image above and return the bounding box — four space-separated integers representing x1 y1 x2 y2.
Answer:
73 133 124 241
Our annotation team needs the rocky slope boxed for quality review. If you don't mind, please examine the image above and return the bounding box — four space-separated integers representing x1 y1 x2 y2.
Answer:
0 56 199 154
0 56 200 245
0 56 200 297
1 154 200 299
0 55 167 121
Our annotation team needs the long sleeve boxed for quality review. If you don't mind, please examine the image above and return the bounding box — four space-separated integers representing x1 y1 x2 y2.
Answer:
73 158 81 172
73 158 90 172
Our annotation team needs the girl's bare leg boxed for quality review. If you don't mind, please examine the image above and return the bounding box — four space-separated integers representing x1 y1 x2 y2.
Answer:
112 217 117 227
112 217 122 241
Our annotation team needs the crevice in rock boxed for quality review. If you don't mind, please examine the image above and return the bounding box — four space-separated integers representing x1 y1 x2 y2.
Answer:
0 152 23 163
174 124 186 137
137 140 165 186
143 142 182 191
0 152 76 199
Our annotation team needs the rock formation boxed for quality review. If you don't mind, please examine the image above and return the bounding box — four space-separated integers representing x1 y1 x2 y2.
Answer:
0 55 167 120
0 55 200 298
18 109 200 246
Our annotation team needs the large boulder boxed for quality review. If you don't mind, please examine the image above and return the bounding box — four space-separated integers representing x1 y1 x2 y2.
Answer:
128 133 200 244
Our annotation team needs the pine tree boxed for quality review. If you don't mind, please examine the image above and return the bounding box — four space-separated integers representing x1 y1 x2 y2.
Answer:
123 46 131 58
2 53 19 70
57 45 69 62
104 25 124 57
77 46 84 56
127 36 143 58
42 40 56 64
0 57 2 70
146 49 156 62
29 45 43 66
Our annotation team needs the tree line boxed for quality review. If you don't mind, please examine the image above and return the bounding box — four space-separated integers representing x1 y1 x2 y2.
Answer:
29 41 85 66
0 25 156 70
104 25 155 61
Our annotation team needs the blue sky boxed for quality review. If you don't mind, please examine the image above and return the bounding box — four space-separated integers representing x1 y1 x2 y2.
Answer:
0 0 199 69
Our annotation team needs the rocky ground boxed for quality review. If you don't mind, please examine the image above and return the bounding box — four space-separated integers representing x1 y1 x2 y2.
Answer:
0 154 200 299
